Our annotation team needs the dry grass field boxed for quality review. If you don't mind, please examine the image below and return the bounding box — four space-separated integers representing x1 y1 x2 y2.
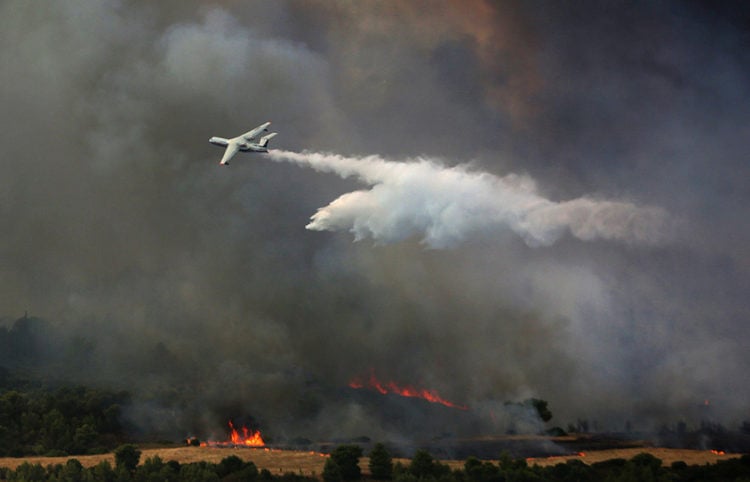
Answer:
0 446 743 475
525 447 741 467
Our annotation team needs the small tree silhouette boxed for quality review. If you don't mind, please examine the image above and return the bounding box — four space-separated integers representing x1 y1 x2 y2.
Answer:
114 444 141 473
323 457 343 482
369 443 393 480
331 444 363 481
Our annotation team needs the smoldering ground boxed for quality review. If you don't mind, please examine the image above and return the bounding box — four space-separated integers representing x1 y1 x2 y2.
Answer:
1 0 749 442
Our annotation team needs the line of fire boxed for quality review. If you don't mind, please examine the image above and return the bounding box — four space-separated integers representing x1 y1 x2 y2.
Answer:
187 420 265 448
348 371 469 411
185 372 469 450
181 372 750 460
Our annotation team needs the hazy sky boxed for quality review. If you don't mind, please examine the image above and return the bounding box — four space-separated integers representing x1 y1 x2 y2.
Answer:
1 1 749 440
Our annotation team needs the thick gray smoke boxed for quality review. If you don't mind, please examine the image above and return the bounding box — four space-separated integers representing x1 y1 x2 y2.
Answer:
1 0 749 442
268 150 670 248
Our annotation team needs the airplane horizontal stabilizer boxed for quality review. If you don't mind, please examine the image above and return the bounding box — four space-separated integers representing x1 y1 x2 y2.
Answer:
259 132 277 148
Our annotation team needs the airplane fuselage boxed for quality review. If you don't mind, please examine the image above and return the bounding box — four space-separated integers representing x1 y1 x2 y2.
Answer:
209 136 270 153
209 122 277 164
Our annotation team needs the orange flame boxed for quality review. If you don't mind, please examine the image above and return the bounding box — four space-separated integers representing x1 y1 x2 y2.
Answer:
197 420 265 447
228 420 265 447
349 371 468 410
711 449 725 455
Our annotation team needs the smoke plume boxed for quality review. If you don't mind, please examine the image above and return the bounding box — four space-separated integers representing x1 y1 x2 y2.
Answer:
268 150 670 248
1 0 749 442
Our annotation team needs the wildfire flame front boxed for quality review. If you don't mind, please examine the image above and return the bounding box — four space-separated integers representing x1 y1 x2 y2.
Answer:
229 420 265 447
195 420 265 448
349 370 468 410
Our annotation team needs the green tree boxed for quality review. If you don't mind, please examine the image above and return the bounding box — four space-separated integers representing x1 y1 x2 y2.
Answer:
216 455 258 479
369 443 393 480
137 454 167 481
86 460 116 482
464 456 501 482
625 452 664 482
179 461 220 481
0 383 128 457
260 468 274 480
114 443 141 473
409 450 433 477
60 458 84 482
223 463 259 482
217 455 244 476
323 458 343 482
408 450 450 479
544 458 592 482
330 445 363 481
40 408 68 452
630 452 661 471
72 423 98 454
12 462 46 481
393 473 417 482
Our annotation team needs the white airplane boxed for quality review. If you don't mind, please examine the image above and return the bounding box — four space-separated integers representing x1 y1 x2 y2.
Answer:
209 122 278 165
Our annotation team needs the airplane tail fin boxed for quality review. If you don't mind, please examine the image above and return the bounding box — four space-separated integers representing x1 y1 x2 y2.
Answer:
259 132 277 148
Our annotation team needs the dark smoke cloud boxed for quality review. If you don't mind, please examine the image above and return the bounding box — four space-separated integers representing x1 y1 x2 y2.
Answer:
1 0 749 440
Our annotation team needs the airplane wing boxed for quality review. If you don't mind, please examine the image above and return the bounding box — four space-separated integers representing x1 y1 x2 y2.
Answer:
241 122 271 141
219 142 240 165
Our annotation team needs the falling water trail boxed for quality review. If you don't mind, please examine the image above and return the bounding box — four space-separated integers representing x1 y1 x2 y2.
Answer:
266 150 670 248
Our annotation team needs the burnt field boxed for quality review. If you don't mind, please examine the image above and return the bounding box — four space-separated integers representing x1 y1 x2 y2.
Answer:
345 434 643 460
308 431 750 461
317 388 750 460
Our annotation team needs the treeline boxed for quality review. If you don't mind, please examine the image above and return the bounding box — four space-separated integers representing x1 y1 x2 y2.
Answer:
0 385 129 456
2 443 750 482
0 445 311 482
323 443 750 482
